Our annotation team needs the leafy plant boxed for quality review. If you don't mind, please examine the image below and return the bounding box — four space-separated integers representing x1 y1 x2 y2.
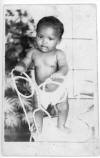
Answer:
5 9 36 72
5 9 36 128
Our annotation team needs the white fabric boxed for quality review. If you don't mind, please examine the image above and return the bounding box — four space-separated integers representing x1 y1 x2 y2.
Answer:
39 81 67 109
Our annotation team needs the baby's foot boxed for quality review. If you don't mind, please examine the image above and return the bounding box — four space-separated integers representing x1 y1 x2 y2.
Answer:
58 126 71 134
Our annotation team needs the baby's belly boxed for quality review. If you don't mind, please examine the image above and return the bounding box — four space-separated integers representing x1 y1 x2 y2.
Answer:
35 67 56 84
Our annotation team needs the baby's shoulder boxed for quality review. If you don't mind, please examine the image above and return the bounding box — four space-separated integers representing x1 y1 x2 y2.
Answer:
56 49 65 57
28 47 38 57
56 49 64 53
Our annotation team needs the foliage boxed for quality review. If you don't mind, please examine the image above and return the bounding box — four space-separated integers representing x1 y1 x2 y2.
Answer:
5 9 36 128
4 86 35 128
5 9 36 72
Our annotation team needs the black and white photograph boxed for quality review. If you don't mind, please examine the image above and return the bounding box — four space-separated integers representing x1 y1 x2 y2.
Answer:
1 2 100 156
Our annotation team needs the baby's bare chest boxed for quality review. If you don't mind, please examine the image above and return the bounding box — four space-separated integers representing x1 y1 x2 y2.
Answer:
34 53 57 68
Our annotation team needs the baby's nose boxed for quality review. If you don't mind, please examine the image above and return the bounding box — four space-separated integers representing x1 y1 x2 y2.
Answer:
42 38 48 44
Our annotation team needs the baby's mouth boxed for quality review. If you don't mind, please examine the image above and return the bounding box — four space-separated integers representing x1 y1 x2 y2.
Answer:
41 45 48 50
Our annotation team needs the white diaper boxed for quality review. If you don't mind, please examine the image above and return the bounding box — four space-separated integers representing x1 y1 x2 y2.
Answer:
38 78 67 109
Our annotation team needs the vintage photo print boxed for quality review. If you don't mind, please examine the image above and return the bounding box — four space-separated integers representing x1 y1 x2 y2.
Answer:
2 3 100 156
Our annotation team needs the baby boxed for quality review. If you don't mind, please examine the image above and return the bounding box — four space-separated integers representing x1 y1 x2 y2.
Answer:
15 16 69 134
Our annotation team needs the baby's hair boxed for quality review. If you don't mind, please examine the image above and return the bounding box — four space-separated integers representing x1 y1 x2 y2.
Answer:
36 16 64 40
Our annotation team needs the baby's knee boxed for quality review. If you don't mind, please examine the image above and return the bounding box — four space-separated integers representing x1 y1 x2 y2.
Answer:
57 101 68 112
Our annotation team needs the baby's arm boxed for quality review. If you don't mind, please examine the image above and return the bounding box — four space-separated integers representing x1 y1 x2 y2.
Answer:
15 49 34 72
46 50 68 91
51 50 68 79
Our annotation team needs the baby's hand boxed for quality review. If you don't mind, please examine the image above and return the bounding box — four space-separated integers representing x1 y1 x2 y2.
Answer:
50 73 64 83
51 73 63 79
15 65 25 73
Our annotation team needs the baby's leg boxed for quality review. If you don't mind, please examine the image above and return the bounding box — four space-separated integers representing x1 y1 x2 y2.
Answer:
56 97 70 133
33 110 44 133
31 110 44 141
32 93 44 133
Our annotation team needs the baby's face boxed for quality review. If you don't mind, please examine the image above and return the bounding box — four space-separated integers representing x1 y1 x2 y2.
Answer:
36 26 60 53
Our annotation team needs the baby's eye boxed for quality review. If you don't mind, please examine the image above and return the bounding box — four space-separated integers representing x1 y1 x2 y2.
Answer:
49 37 54 41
